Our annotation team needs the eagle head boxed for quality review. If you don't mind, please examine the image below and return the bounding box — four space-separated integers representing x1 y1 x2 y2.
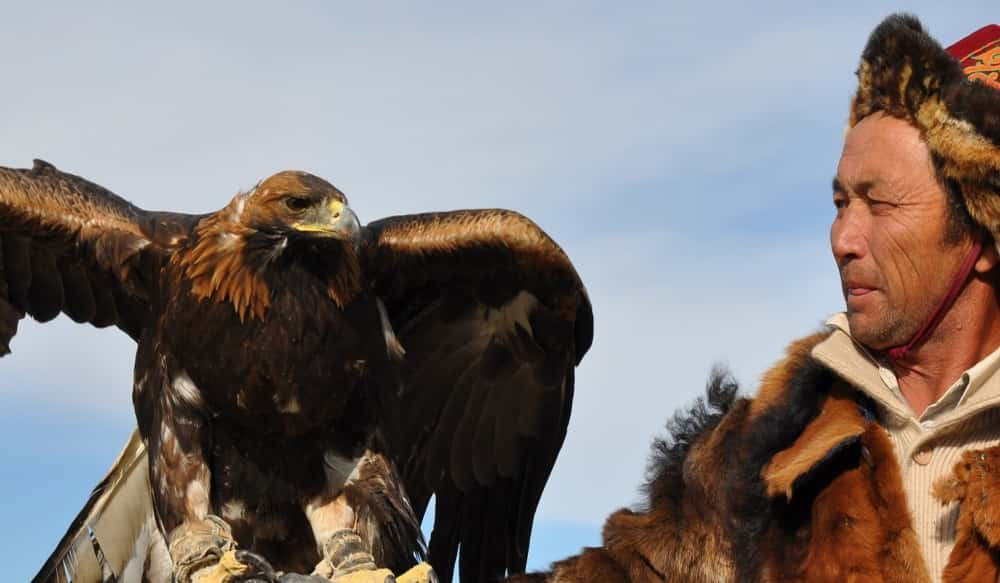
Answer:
179 170 365 321
241 170 361 250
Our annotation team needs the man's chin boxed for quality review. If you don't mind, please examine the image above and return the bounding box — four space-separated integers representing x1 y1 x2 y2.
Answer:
845 311 899 351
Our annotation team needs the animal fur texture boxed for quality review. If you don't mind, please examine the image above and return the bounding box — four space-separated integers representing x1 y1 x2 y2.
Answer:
850 14 1000 237
508 328 1000 582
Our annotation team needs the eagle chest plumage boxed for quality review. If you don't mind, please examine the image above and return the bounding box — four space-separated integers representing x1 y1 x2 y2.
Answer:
130 238 401 571
152 254 389 434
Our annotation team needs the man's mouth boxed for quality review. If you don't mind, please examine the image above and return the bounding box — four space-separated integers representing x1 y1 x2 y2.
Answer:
842 279 877 299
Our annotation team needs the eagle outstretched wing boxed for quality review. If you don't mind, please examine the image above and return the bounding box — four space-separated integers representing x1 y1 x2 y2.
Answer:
363 210 593 582
0 160 199 352
19 166 590 583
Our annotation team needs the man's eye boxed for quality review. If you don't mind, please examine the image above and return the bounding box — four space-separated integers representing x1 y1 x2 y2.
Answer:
833 198 847 210
869 199 896 212
284 197 311 211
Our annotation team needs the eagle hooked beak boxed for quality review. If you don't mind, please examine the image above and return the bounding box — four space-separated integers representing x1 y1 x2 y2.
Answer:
293 200 361 247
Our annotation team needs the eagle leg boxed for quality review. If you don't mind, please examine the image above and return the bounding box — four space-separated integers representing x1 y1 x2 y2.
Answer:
148 406 279 582
304 450 433 582
304 458 392 582
305 489 379 580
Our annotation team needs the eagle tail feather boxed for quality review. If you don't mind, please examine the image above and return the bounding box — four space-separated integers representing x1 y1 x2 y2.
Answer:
32 430 167 583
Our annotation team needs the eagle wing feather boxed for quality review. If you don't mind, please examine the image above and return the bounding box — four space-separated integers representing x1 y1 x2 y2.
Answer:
0 160 200 350
363 209 592 582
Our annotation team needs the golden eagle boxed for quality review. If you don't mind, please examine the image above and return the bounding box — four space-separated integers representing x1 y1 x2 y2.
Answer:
2 160 592 582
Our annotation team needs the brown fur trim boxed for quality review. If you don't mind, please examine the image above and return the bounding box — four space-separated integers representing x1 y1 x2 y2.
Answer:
757 422 929 582
937 446 1000 581
535 546 633 583
510 383 746 582
571 394 747 582
850 14 1000 237
863 423 932 583
762 387 867 501
748 331 830 421
504 330 933 583
796 446 883 581
610 408 747 581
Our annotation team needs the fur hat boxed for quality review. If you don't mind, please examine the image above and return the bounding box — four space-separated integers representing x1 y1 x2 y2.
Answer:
850 14 1000 236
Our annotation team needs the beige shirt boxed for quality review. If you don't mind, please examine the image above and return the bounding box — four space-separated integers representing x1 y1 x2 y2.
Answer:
811 313 1000 581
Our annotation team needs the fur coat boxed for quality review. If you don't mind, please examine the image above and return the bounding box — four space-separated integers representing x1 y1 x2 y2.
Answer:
508 332 1000 582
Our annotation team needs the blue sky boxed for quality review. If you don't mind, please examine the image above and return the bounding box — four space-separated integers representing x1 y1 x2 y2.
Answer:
1 2 996 579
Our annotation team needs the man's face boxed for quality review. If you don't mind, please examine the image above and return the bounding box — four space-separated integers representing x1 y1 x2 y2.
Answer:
831 113 973 350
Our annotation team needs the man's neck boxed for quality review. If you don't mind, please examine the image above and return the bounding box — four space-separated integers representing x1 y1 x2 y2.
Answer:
893 278 1000 417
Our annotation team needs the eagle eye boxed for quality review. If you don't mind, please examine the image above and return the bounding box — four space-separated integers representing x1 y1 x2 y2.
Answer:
283 196 311 212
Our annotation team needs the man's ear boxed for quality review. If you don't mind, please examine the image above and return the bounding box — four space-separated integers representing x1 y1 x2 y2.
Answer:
975 239 999 273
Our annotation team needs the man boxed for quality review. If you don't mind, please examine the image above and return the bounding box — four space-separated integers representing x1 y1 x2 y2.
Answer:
509 14 1000 583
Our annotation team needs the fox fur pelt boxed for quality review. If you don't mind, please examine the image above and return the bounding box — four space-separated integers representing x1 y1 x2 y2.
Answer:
508 330 1000 582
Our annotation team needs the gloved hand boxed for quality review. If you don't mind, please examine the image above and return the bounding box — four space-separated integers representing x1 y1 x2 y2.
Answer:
318 562 437 583
168 516 241 583
179 548 277 582
311 530 437 583
395 563 437 583
308 529 389 582
197 549 354 583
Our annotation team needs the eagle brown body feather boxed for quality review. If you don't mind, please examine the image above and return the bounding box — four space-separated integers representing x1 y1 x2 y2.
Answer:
2 161 592 583
139 241 406 573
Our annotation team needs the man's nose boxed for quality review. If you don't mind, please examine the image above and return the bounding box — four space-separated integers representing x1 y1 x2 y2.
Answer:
830 210 867 265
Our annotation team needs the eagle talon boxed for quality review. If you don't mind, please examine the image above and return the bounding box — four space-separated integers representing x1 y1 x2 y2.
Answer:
165 514 279 583
187 549 280 583
229 550 279 582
